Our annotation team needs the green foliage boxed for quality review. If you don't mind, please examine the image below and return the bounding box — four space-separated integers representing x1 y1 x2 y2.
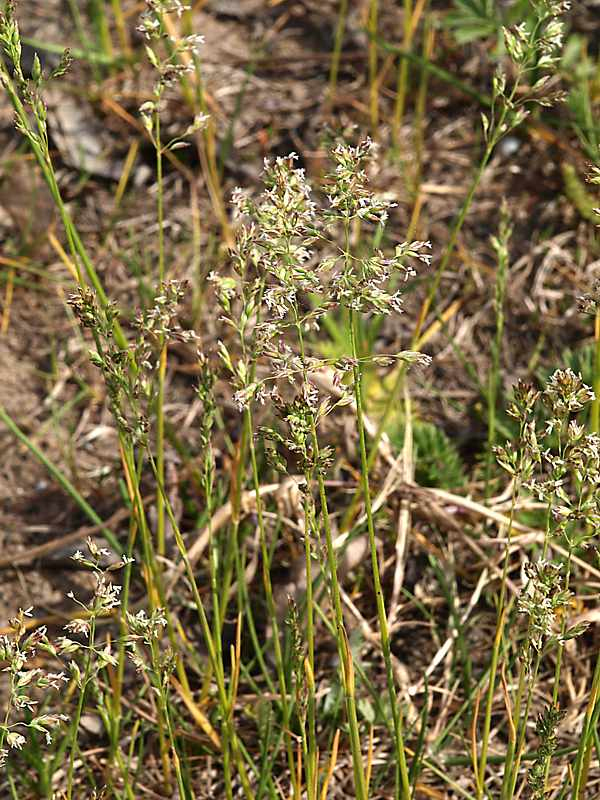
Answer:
445 0 504 45
414 421 467 489
390 420 467 489
445 0 533 45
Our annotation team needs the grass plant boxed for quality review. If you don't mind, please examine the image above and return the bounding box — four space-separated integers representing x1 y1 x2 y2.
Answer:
3 0 600 798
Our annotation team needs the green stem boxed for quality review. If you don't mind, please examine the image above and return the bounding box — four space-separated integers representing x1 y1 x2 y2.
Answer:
571 654 600 799
409 18 432 200
293 301 366 797
374 35 492 107
391 0 414 151
89 0 113 61
66 617 97 800
368 0 379 133
329 0 349 101
311 417 368 800
110 453 142 766
110 0 130 56
485 211 509 496
413 151 490 346
204 442 234 800
245 406 299 799
0 59 127 349
21 35 125 66
294 318 322 800
503 648 543 800
150 637 189 799
477 478 520 799
151 453 254 800
121 442 182 792
349 310 411 800
302 489 317 800
66 0 100 81
591 310 600 433
155 110 167 557
347 105 512 530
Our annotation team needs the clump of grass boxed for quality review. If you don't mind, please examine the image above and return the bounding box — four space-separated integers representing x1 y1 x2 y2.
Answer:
4 0 600 798
481 369 599 798
212 139 431 797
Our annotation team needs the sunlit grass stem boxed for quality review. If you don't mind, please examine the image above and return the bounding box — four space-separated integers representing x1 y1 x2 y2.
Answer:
501 647 543 800
477 479 520 799
329 0 349 101
89 0 114 62
485 208 510 495
349 308 411 800
368 0 379 133
154 107 167 558
65 617 97 800
591 309 600 432
294 317 318 800
150 453 252 800
571 655 600 798
0 55 128 349
245 405 299 800
310 413 368 800
111 0 131 56
391 0 414 150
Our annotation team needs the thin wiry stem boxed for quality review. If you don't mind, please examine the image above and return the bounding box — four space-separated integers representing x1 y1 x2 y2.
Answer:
391 0 414 151
591 309 600 432
485 208 510 496
349 308 411 800
150 452 254 800
155 108 167 558
310 414 368 800
294 317 318 800
329 0 349 101
245 405 299 800
368 0 379 133
292 312 366 800
477 477 520 799
66 616 97 800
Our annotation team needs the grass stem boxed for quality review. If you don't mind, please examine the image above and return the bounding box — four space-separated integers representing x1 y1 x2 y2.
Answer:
349 309 412 800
